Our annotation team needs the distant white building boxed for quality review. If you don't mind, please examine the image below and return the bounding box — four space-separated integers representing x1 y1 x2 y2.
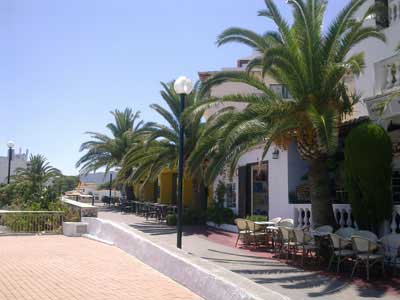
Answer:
0 148 29 184
74 171 121 202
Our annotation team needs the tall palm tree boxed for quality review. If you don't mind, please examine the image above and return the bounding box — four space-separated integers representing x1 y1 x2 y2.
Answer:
191 0 385 226
76 108 143 199
121 82 207 208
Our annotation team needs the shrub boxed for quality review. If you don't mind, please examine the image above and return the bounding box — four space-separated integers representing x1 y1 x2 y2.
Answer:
206 207 235 225
166 214 177 226
246 215 268 222
183 208 206 225
344 122 393 233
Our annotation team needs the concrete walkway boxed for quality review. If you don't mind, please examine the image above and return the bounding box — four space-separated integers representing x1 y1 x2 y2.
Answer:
0 235 202 300
99 209 400 300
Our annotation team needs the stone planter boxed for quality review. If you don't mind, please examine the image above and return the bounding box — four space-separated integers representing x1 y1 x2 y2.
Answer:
206 221 238 233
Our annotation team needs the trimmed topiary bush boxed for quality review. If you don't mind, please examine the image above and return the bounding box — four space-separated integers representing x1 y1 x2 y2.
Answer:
206 207 235 225
166 214 177 226
344 122 393 233
246 215 268 222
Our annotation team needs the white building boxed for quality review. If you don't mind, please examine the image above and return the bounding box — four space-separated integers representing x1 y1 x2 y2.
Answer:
199 0 400 233
349 0 400 233
199 56 311 221
0 148 29 184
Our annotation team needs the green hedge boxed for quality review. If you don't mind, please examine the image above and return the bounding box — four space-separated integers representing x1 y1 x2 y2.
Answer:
246 215 268 222
206 207 235 225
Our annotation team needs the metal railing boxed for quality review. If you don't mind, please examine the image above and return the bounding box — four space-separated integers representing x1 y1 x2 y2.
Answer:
0 211 64 235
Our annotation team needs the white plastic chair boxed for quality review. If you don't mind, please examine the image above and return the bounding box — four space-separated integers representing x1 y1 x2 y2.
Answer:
335 227 356 239
379 233 400 275
354 230 378 242
314 225 333 234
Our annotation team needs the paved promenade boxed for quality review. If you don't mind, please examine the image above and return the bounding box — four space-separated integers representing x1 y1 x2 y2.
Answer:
0 235 202 300
99 209 400 300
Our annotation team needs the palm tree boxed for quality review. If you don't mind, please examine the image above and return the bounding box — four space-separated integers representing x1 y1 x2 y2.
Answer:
191 0 385 226
15 154 61 185
76 108 143 200
121 82 207 208
14 154 61 201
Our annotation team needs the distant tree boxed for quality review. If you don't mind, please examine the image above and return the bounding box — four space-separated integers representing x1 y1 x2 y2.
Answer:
120 82 208 209
344 122 392 233
14 154 61 193
52 175 79 194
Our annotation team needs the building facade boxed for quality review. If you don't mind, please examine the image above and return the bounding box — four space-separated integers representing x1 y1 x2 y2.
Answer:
199 54 309 221
199 1 400 233
0 148 29 184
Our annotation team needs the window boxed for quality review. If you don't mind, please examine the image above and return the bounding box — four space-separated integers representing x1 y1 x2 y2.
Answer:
393 170 400 203
270 84 291 99
225 183 236 208
375 0 389 29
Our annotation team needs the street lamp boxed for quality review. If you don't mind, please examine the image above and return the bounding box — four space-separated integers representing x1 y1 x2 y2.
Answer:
173 76 193 249
7 141 15 184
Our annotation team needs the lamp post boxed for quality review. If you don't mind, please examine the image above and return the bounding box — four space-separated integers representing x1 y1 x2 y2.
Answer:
173 76 193 249
7 141 15 184
109 172 113 206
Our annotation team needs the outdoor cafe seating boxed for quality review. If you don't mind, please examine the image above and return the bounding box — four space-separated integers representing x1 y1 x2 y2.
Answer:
233 217 400 280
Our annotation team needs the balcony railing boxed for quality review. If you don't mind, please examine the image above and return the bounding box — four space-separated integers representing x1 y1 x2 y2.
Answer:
0 211 64 235
374 54 400 95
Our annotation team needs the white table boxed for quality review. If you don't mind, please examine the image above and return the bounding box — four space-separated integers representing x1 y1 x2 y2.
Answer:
254 221 277 226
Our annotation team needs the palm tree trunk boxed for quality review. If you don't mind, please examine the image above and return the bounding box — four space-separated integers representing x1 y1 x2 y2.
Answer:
125 185 135 201
308 159 335 227
192 176 208 212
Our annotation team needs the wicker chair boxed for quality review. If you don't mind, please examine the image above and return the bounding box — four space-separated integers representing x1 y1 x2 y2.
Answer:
234 219 251 247
293 228 319 266
328 233 354 272
351 235 385 280
278 226 297 262
247 220 267 247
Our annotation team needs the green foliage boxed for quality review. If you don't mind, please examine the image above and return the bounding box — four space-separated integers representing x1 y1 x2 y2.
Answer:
120 82 205 186
166 214 177 226
215 180 226 206
166 209 206 226
206 207 235 225
344 122 393 232
52 176 79 194
0 154 64 210
189 0 385 185
183 208 206 225
246 215 268 222
76 108 143 193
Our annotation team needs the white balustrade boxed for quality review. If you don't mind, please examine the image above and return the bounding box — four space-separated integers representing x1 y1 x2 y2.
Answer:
389 204 400 234
293 204 400 235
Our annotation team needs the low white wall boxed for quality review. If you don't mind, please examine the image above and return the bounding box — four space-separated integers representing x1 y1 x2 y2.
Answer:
207 222 238 233
83 217 286 300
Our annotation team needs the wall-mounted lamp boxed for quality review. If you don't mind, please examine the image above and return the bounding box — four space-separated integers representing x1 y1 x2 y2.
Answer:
272 148 280 159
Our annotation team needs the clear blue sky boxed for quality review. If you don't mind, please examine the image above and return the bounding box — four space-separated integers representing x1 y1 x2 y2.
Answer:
0 0 347 175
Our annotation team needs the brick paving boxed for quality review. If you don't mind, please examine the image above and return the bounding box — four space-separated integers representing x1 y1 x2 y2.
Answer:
99 210 400 300
0 235 202 300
